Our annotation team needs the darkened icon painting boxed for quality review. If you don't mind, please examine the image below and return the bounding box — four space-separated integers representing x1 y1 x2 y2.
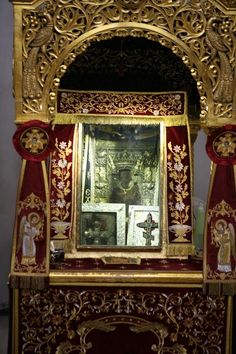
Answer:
81 212 117 246
109 168 141 205
80 124 160 248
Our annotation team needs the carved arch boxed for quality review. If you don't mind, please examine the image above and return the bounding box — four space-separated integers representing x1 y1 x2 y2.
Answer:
18 0 235 126
45 24 210 125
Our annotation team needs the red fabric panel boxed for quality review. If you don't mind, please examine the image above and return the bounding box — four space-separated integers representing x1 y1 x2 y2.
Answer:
17 287 228 353
204 125 236 287
206 125 236 165
14 161 48 272
50 125 75 239
211 164 236 203
206 164 236 278
166 126 193 243
57 91 185 116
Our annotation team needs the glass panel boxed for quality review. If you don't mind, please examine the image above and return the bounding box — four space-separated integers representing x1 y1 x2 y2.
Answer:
79 124 160 248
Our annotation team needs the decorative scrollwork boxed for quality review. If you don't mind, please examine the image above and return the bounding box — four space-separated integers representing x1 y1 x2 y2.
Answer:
19 288 227 353
208 199 236 221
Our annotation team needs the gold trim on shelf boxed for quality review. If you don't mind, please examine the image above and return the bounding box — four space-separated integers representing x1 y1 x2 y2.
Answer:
166 244 195 256
49 270 203 286
101 256 141 265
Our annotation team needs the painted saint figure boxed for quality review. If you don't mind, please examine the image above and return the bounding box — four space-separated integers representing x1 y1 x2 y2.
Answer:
212 219 235 272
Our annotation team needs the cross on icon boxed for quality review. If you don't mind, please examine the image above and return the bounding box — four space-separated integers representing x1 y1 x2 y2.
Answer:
136 212 158 246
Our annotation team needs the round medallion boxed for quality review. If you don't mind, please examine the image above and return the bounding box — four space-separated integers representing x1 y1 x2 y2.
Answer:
206 126 236 165
20 127 49 155
213 131 236 158
13 120 55 161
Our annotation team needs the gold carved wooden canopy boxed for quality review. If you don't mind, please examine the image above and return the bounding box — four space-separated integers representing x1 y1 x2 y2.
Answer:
10 0 236 127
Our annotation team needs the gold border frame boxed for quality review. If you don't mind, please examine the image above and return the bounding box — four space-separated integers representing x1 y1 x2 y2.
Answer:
127 205 160 247
61 92 193 260
80 203 127 247
49 270 203 286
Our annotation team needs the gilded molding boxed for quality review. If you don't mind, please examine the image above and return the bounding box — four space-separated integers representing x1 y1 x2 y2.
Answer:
49 270 203 285
11 0 235 126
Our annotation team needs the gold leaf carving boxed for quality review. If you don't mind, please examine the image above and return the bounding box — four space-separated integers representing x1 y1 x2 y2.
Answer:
18 0 235 122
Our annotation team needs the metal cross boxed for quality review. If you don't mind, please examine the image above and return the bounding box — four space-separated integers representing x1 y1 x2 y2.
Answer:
137 212 159 246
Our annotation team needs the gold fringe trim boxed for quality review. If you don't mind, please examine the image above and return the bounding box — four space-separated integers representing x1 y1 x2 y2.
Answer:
226 296 233 354
54 113 188 126
204 282 236 296
166 244 195 257
9 274 49 290
222 283 236 296
51 239 67 250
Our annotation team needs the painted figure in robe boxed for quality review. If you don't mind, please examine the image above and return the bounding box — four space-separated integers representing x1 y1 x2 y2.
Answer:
17 212 42 266
110 168 141 205
212 219 235 272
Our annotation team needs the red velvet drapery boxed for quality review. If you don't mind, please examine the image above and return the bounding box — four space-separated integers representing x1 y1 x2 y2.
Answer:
204 126 236 295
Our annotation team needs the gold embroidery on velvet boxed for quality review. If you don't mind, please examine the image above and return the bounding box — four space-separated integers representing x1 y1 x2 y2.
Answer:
211 219 235 273
17 212 44 267
12 161 49 278
167 142 191 242
58 91 185 116
56 317 172 354
213 131 236 158
208 199 236 220
17 194 46 271
207 200 236 279
50 138 72 239
19 288 227 353
20 127 49 155
18 192 46 213
14 256 46 273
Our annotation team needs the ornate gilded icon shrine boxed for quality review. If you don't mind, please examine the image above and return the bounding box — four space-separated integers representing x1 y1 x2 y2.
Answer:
8 0 236 353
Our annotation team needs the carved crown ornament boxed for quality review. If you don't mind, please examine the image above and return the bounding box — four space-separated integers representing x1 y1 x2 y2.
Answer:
11 0 235 127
